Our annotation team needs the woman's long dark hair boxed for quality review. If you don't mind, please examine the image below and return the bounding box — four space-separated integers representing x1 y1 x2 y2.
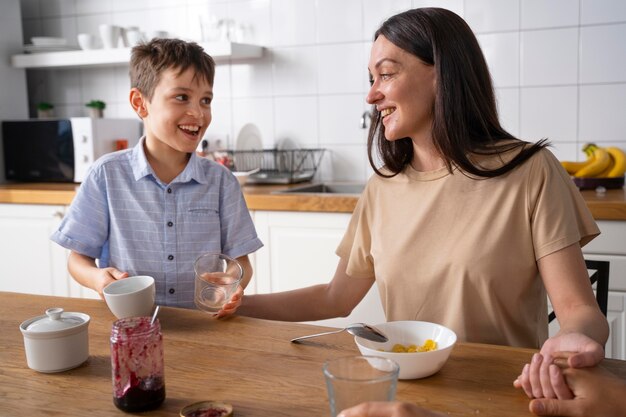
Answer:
368 8 548 178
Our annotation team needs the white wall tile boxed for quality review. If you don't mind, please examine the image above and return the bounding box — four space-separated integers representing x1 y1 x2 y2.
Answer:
520 86 577 143
146 7 188 39
318 94 367 145
495 87 519 137
464 0 520 33
47 69 82 104
580 24 626 84
478 32 519 88
231 97 274 147
41 16 78 46
80 67 118 104
317 43 366 95
21 0 40 19
22 18 43 42
110 0 151 13
213 64 232 99
317 0 362 43
579 84 626 143
40 0 76 18
270 0 316 46
273 96 319 148
581 0 626 25
521 0 578 30
75 0 112 15
205 97 233 145
76 13 112 36
549 142 580 162
272 46 318 96
230 53 273 98
362 0 412 41
412 0 464 18
521 28 578 86
229 0 271 45
317 144 368 182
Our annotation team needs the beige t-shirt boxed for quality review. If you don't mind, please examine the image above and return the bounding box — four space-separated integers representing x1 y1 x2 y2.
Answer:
336 148 599 348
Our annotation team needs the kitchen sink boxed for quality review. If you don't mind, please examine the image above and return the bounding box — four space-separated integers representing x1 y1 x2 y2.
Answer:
274 182 366 195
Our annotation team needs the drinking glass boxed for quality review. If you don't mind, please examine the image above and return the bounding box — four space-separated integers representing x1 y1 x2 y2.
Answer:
194 253 243 314
323 356 399 417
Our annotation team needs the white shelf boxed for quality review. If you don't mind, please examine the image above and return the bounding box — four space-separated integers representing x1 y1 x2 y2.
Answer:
11 42 264 69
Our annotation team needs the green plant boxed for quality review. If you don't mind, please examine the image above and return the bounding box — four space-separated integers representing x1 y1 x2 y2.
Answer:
85 100 106 110
37 102 54 110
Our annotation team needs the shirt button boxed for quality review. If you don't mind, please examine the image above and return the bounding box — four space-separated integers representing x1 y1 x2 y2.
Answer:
167 221 173 227
169 288 175 294
167 188 172 194
168 254 174 260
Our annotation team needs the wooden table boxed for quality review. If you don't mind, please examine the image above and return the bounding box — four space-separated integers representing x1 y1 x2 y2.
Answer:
1 292 625 416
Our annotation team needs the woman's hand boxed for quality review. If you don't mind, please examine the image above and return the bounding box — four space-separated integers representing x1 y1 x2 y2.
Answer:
528 362 626 417
338 401 447 417
514 333 604 399
215 285 243 318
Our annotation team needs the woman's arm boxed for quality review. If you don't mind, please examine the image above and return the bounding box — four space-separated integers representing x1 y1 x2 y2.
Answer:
68 251 128 297
515 243 609 399
237 257 375 322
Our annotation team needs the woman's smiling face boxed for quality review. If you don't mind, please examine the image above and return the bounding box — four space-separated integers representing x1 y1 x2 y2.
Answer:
366 35 436 142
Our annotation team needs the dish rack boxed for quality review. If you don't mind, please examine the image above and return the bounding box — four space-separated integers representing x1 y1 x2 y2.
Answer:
225 148 326 184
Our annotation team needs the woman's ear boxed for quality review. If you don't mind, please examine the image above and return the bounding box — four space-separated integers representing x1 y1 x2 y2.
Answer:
129 88 148 118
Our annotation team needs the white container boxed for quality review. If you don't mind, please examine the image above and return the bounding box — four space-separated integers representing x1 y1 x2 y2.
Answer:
99 24 121 49
19 307 90 373
103 275 155 319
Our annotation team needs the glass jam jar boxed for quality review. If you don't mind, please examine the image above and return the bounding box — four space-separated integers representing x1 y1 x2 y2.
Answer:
110 317 165 412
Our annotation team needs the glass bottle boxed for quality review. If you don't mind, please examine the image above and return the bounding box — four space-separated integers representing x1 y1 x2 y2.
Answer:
110 317 165 412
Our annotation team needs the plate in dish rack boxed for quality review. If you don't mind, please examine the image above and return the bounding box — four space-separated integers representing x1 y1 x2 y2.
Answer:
235 123 263 151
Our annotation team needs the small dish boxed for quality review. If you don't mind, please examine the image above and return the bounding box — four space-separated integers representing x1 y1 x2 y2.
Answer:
31 37 67 46
180 401 233 417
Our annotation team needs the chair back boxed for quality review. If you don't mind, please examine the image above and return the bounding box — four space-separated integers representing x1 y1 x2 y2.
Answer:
548 259 609 323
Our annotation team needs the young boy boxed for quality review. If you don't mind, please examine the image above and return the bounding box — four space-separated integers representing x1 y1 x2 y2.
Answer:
51 39 262 314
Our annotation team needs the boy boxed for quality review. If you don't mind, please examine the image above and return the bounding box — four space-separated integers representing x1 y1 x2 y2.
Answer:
51 39 262 314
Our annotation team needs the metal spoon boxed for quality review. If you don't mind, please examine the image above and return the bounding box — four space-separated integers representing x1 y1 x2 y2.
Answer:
150 305 160 325
290 323 388 344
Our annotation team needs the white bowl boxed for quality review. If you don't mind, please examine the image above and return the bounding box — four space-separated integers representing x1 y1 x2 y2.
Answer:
103 275 155 319
354 321 457 380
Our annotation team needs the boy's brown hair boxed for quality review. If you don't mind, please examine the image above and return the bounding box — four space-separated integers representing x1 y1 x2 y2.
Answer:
130 38 215 100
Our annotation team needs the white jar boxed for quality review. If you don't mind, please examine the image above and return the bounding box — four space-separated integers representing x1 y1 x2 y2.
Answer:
19 307 90 373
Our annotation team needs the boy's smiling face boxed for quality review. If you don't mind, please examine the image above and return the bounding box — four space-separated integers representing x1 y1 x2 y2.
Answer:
133 66 213 156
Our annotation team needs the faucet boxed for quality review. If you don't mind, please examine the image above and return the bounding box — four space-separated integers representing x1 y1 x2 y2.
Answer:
360 110 372 129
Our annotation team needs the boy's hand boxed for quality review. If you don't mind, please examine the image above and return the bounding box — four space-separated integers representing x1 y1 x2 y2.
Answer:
95 268 129 298
215 285 243 318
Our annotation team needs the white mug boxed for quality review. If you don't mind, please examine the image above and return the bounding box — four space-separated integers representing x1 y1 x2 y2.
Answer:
99 24 121 49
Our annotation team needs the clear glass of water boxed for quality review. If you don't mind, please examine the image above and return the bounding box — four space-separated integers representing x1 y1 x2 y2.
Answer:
323 356 399 417
193 253 243 314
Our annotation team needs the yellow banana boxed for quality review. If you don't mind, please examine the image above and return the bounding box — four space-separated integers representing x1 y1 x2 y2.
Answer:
605 147 626 177
574 144 611 178
561 159 592 175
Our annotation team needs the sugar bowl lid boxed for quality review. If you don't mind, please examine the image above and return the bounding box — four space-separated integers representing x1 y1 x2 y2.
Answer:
20 308 90 335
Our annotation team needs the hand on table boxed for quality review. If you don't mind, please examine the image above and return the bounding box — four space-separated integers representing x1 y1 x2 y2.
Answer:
528 359 626 417
338 402 447 417
214 285 243 318
514 332 604 399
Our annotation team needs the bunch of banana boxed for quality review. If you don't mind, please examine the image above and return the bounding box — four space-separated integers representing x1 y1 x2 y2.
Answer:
561 143 626 178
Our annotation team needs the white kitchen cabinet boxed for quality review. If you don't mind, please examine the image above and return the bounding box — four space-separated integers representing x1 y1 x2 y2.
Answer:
549 220 626 360
11 42 264 70
251 210 386 329
0 203 98 299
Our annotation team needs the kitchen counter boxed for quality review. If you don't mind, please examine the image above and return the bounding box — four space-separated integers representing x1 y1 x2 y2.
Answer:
3 292 626 416
0 182 625 219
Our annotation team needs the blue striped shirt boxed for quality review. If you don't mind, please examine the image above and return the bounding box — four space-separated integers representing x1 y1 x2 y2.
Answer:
51 137 263 308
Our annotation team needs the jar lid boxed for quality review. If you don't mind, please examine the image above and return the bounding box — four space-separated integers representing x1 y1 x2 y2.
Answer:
180 401 233 417
23 308 88 333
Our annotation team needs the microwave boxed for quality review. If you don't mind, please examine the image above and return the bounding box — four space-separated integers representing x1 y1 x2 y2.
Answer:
2 118 142 183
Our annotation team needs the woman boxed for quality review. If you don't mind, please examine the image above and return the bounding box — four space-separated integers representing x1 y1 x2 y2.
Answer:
235 8 608 399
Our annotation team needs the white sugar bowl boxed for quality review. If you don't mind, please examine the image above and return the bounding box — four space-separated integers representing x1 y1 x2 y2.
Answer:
19 307 90 373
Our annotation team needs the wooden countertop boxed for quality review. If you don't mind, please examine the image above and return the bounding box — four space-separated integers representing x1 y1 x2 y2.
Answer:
4 292 626 416
1 182 625 220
